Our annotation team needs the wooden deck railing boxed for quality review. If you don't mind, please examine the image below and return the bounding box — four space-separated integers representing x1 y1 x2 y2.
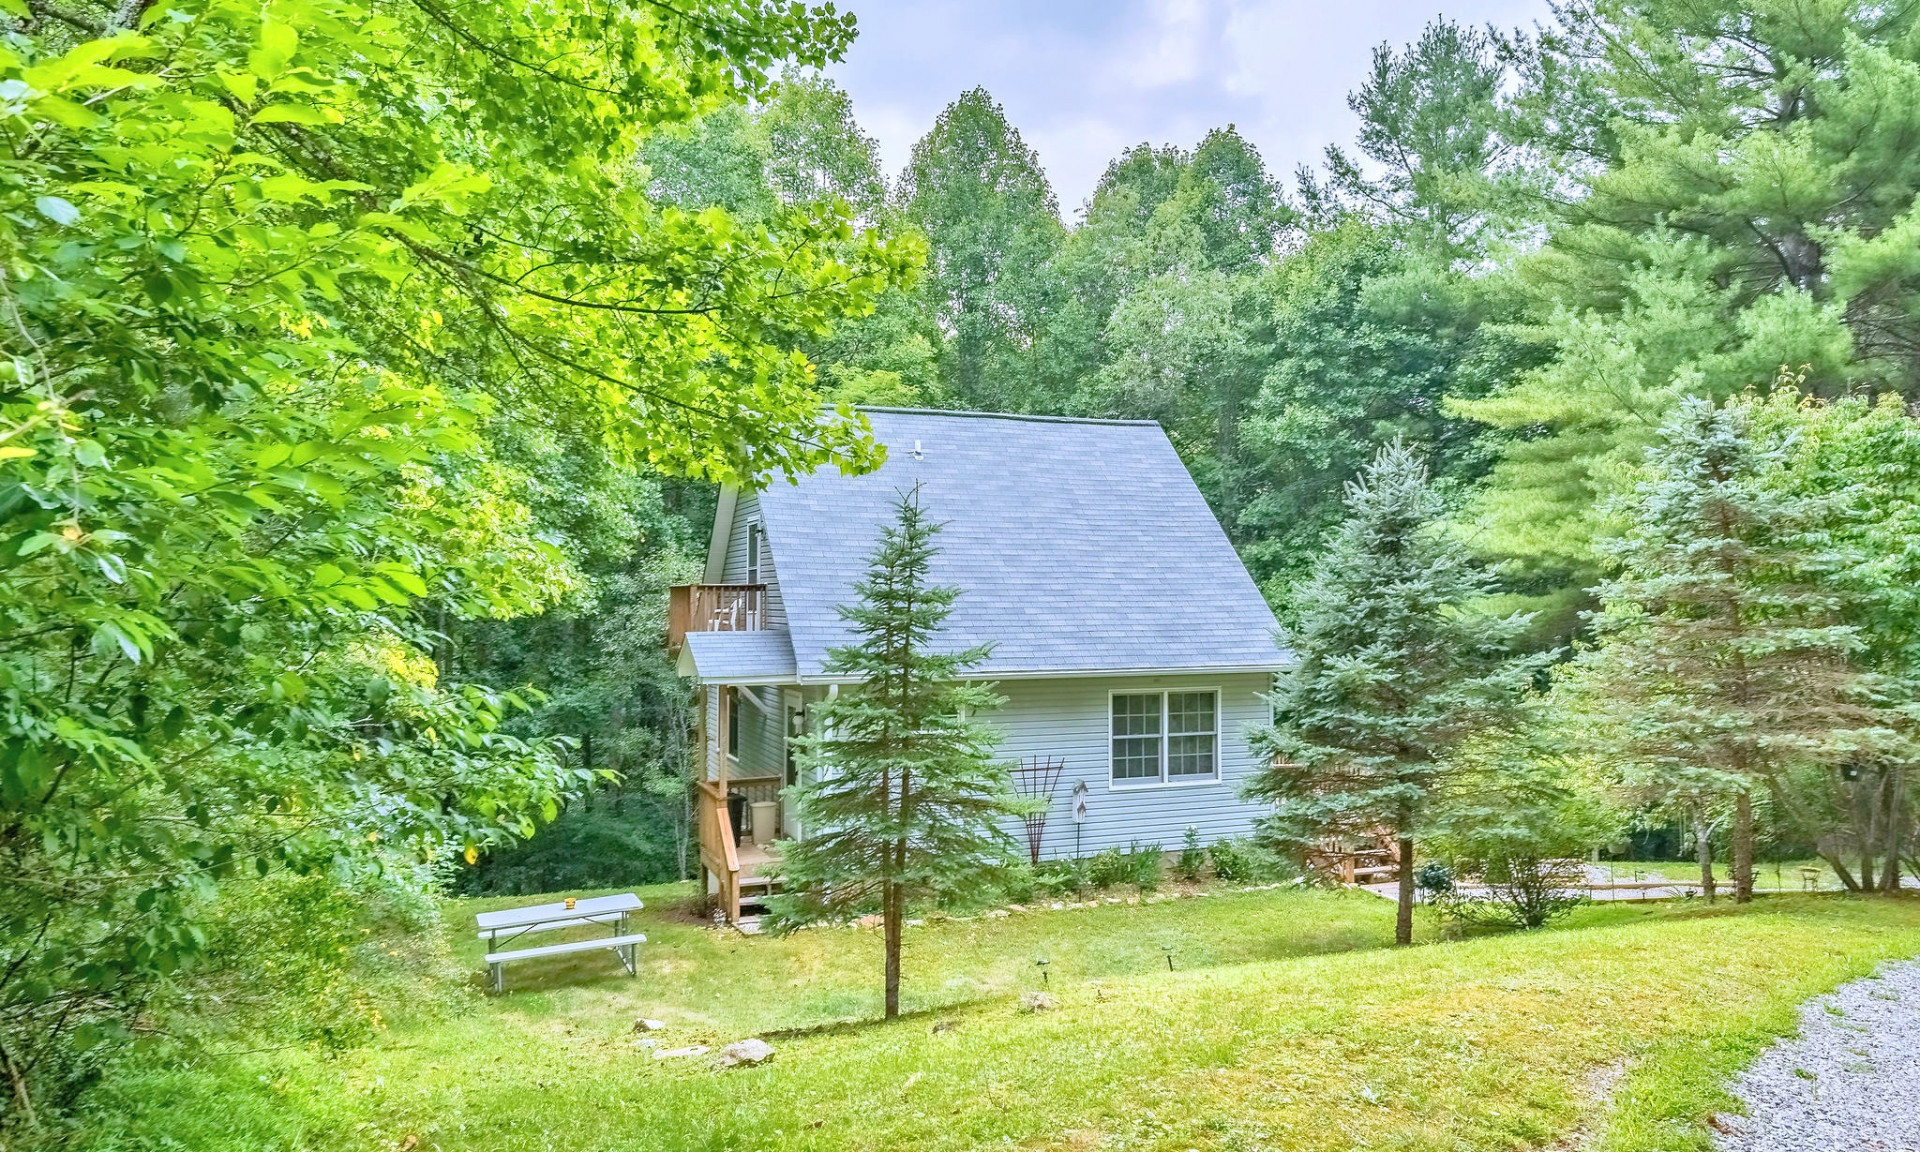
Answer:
696 780 741 923
668 583 768 651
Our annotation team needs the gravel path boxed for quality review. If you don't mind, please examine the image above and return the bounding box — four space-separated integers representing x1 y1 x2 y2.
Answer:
1714 960 1920 1152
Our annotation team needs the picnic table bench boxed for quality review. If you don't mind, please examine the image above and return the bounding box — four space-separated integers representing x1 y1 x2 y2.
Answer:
476 892 645 993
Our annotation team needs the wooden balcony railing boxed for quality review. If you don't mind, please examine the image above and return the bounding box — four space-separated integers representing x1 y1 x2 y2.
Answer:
668 583 767 651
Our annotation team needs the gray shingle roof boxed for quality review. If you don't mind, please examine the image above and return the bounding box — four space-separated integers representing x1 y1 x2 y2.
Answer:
678 629 799 683
754 409 1289 681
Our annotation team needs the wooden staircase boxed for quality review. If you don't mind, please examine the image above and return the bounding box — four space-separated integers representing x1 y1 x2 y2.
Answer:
697 780 782 924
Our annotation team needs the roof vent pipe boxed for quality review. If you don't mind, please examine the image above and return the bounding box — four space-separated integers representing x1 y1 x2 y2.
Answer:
910 439 925 460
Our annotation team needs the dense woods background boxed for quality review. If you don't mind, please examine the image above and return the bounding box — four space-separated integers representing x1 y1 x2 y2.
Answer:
7 0 1920 1137
476 0 1920 892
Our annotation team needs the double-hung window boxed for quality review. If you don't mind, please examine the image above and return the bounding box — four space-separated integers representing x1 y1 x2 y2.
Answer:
1110 690 1218 786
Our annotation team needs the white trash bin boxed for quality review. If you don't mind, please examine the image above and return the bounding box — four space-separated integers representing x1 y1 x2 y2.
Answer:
750 800 779 847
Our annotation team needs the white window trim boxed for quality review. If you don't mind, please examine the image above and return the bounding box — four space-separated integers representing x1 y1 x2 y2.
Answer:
745 520 763 585
1107 688 1222 790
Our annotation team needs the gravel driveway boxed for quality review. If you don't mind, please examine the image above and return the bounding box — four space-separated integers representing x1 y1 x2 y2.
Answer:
1714 960 1920 1152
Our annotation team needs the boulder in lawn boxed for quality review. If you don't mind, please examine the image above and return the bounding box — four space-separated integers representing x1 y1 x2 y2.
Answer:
717 1039 775 1067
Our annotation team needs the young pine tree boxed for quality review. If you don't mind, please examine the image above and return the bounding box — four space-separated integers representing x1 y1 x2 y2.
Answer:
770 487 1019 1018
1578 397 1868 902
1250 441 1549 945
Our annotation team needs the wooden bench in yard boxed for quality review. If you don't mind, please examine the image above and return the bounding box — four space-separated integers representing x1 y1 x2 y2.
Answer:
476 893 646 993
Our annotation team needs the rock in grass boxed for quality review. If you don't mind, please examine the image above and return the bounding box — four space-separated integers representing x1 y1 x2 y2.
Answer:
717 1039 775 1067
1019 991 1057 1013
633 1017 667 1032
652 1045 709 1061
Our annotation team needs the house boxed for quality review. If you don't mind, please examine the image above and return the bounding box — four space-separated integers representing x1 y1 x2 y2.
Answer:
671 408 1290 921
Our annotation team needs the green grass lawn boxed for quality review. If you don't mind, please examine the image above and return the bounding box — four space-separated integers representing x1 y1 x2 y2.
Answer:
93 886 1920 1152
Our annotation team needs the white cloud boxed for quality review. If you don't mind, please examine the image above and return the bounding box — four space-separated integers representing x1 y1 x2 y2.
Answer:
827 0 1553 210
1119 0 1215 90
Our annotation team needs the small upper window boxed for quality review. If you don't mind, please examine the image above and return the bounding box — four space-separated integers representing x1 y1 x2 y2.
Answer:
1111 690 1219 786
746 522 762 584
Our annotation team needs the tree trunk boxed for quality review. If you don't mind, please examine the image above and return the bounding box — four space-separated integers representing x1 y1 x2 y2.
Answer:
1880 768 1907 893
1733 791 1754 904
1 1038 34 1129
1694 803 1716 903
1395 837 1415 946
883 875 902 1019
1855 769 1878 892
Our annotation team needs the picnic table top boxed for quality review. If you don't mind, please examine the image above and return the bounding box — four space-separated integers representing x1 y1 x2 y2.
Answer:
475 892 643 932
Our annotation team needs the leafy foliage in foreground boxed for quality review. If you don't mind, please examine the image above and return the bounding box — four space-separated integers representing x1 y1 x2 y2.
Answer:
0 0 911 1123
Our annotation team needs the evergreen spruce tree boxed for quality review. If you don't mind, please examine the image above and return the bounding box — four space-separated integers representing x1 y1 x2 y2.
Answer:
1250 442 1549 945
1578 397 1869 901
770 488 1019 1018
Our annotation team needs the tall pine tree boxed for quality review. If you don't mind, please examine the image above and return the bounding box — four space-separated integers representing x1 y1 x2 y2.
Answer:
770 488 1019 1018
1250 442 1549 945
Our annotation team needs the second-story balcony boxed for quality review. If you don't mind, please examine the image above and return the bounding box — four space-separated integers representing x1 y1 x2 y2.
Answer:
667 583 768 651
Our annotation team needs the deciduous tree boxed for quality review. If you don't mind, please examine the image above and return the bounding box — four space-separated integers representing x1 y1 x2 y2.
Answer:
896 87 1063 411
0 0 907 1121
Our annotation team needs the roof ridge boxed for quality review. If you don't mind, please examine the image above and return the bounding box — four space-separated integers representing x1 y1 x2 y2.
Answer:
851 406 1162 428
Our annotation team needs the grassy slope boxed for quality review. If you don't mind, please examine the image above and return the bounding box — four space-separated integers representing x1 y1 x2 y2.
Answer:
94 888 1920 1152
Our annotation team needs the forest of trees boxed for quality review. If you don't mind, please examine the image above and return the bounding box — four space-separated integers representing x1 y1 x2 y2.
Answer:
473 0 1920 899
7 0 1920 1132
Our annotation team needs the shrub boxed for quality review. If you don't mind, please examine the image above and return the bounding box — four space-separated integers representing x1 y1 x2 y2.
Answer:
1209 839 1254 883
1209 838 1302 886
1127 842 1164 891
1425 729 1615 930
1415 860 1455 897
994 860 1039 905
1178 827 1206 881
1087 848 1129 889
1440 854 1589 930
1035 860 1086 897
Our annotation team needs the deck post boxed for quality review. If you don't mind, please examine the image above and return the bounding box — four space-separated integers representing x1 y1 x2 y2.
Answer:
716 686 731 792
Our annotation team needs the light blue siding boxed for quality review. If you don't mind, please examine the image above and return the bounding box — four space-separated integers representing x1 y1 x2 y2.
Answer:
730 685 784 781
705 682 785 787
719 490 787 630
982 673 1274 859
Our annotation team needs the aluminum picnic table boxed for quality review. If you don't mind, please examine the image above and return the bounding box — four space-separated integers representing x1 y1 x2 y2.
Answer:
474 892 643 951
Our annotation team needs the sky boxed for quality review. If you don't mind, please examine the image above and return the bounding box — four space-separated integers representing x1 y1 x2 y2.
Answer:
826 0 1552 214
